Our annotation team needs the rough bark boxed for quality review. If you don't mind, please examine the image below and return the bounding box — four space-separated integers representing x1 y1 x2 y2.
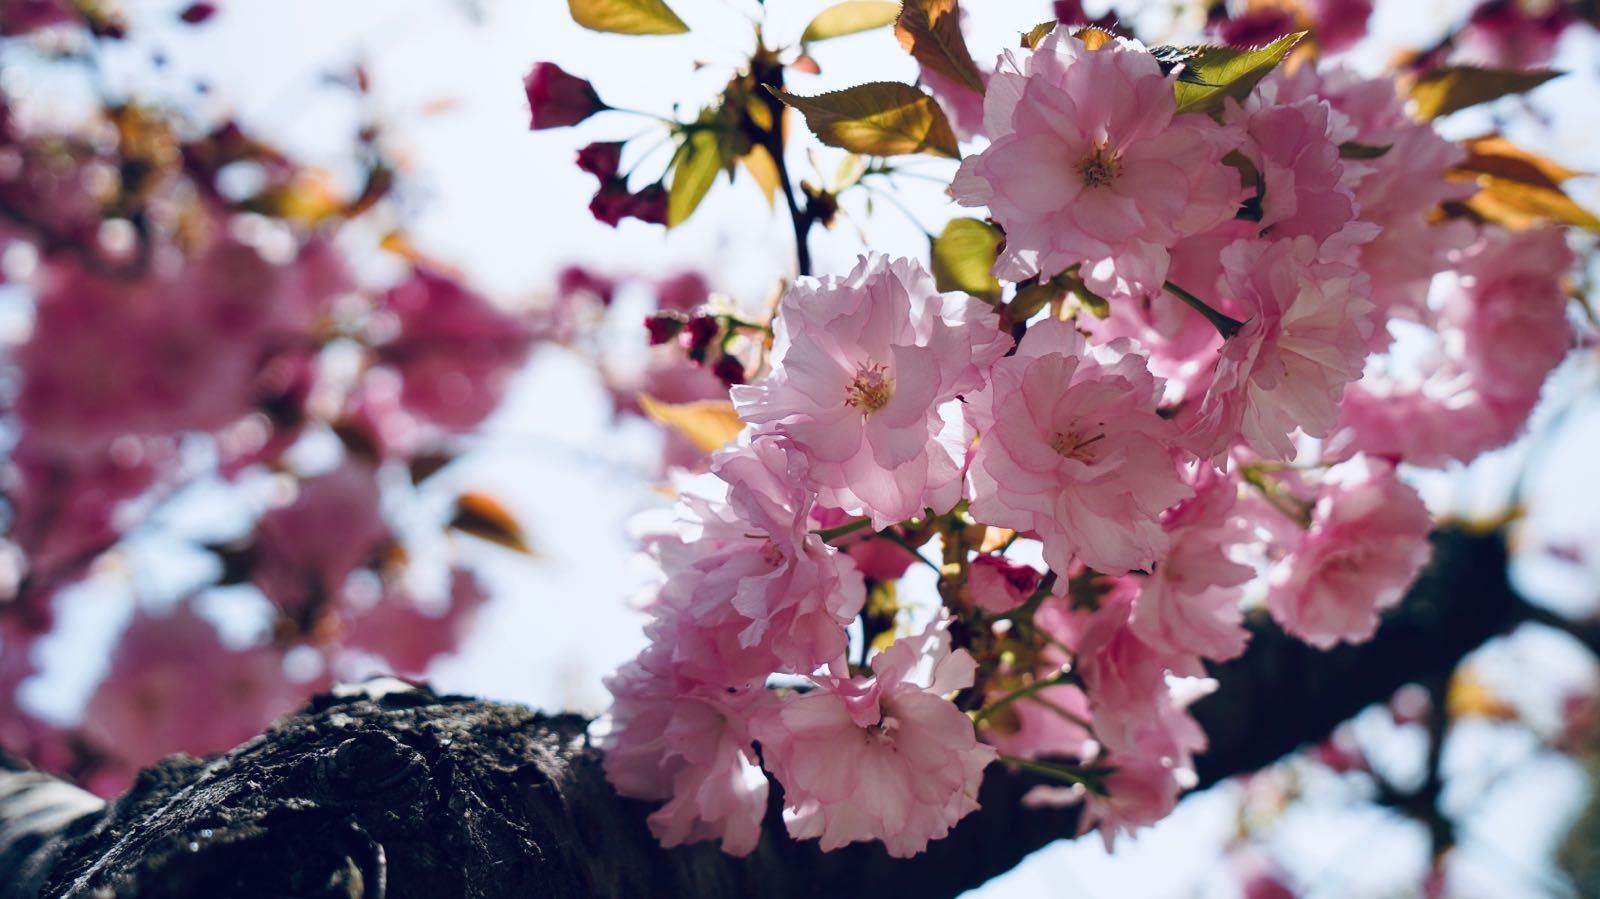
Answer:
0 527 1529 898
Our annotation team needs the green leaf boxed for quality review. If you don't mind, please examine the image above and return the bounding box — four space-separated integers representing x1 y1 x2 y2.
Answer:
802 1 900 43
895 0 986 94
1171 32 1304 116
668 127 724 227
770 82 960 159
1408 66 1561 121
1339 141 1392 159
567 0 688 35
931 218 1002 301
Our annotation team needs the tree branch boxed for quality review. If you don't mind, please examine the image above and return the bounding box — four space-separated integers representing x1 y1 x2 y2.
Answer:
0 527 1529 898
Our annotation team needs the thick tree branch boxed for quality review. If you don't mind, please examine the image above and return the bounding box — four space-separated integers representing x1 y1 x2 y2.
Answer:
0 527 1527 898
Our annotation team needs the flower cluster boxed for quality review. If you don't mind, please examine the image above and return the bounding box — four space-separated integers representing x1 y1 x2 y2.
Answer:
589 22 1577 861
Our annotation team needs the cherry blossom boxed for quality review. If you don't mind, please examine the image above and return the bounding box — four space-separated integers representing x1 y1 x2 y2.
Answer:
1188 237 1374 461
732 255 1009 528
952 30 1240 298
1268 456 1433 648
753 621 995 857
968 317 1190 576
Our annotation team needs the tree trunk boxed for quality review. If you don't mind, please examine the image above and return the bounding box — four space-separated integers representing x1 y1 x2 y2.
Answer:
0 527 1530 898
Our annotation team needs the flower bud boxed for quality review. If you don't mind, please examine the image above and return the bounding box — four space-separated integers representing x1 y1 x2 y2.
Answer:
576 141 624 181
644 313 684 346
525 62 605 130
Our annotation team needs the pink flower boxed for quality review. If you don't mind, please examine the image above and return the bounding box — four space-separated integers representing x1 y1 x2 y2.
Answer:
81 601 311 793
1440 225 1574 405
968 317 1191 576
732 255 1010 528
17 234 339 454
524 62 605 130
1074 595 1179 757
1130 466 1252 667
1456 0 1574 70
378 267 533 433
1332 226 1575 467
753 621 995 857
1267 66 1470 321
252 459 390 619
951 30 1240 298
595 645 773 856
1078 755 1186 848
969 554 1043 614
641 437 866 684
338 568 489 677
1268 455 1433 648
1224 93 1364 248
922 66 988 143
1188 237 1374 461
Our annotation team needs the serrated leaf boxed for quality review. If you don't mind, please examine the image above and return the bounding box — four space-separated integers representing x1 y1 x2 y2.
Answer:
771 82 960 159
802 1 900 43
668 127 724 227
1171 32 1305 116
1408 66 1560 121
567 0 689 35
1021 20 1055 49
1076 25 1116 50
895 0 986 94
639 395 745 453
931 218 1002 301
450 492 534 555
740 143 781 208
1339 141 1391 159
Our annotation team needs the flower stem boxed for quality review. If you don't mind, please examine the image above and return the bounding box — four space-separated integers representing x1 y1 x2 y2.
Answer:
1164 280 1245 340
973 668 1076 723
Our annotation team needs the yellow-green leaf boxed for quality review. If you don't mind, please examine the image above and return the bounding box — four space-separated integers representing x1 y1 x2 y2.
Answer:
740 143 781 208
931 218 1002 301
771 82 960 159
638 395 745 452
668 127 724 227
567 0 688 35
450 492 534 555
1021 20 1055 49
802 1 900 43
1464 176 1600 233
895 0 986 95
1408 66 1561 121
1172 32 1305 116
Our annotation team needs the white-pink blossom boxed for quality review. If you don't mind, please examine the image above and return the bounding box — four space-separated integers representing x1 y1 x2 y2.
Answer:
595 646 773 856
639 437 865 686
951 30 1240 299
1268 455 1433 648
753 621 995 857
1188 237 1374 461
1130 466 1252 668
968 317 1191 576
732 255 1009 528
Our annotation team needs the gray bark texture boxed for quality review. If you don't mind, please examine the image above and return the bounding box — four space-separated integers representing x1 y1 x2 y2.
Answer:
0 527 1531 898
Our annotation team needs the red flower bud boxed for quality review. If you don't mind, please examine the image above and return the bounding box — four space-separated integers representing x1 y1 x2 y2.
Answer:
576 141 624 181
644 313 684 346
623 183 668 226
712 354 747 386
524 62 605 130
179 2 217 24
588 181 632 227
683 314 719 362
